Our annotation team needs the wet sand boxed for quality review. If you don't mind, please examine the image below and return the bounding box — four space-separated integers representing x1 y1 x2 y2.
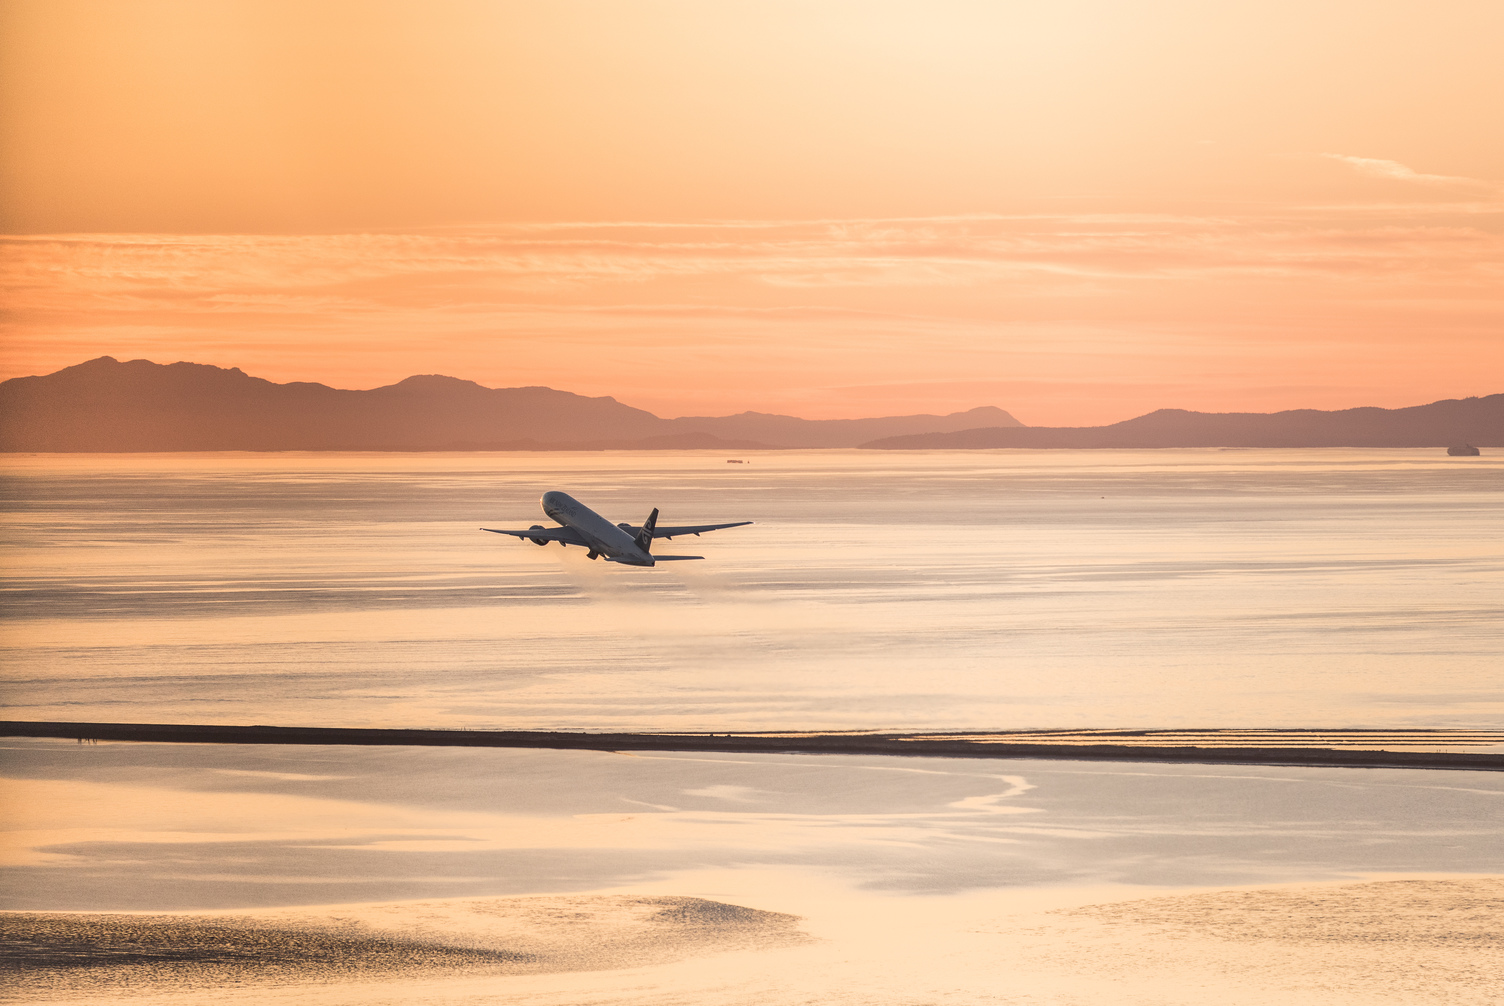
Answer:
1037 877 1504 1005
1 895 808 998
4 739 1500 1002
5 878 1499 1005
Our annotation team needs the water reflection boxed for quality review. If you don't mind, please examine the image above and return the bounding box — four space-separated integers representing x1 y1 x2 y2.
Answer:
2 449 1500 731
3 740 1500 910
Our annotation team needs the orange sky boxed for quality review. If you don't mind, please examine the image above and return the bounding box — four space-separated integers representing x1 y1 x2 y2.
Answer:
2 0 1500 424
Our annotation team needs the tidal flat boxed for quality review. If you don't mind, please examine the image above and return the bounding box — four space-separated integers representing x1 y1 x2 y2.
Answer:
3 739 1502 1004
6 878 1501 1006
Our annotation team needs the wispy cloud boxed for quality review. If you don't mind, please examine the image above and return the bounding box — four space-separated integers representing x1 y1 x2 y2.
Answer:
2 207 1500 425
5 213 1498 304
1320 154 1495 190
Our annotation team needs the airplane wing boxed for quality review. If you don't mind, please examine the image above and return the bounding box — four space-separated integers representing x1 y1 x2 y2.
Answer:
481 526 588 545
606 554 704 562
637 521 753 539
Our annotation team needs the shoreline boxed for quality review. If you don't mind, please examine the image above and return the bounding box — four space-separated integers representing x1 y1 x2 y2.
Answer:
5 721 1501 771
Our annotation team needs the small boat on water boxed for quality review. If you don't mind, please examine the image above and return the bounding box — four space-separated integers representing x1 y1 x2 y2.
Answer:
1446 445 1481 456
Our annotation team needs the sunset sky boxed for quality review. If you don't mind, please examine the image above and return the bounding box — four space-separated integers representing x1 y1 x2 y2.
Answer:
2 0 1500 424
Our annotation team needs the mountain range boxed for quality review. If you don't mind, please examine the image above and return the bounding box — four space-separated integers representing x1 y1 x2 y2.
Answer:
0 357 1020 452
1 357 1495 452
863 397 1501 449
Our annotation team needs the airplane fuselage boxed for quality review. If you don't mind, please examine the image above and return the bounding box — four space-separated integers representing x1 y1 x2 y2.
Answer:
482 493 748 563
541 491 656 566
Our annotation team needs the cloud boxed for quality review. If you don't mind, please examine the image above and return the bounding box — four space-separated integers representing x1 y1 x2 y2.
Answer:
6 214 1497 312
3 209 1500 425
1320 154 1491 189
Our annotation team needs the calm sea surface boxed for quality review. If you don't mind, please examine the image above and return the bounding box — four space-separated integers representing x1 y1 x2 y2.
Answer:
1 449 1500 731
2 449 1502 1004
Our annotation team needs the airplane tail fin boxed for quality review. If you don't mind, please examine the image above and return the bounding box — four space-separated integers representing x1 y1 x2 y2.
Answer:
635 508 659 553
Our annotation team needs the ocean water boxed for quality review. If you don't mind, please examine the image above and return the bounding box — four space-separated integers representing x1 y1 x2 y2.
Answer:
2 448 1500 730
3 449 1502 1004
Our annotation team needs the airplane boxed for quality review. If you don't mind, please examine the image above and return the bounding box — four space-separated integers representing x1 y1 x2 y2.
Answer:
482 491 751 566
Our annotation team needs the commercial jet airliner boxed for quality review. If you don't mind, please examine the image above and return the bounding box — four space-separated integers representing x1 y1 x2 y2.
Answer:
482 491 751 566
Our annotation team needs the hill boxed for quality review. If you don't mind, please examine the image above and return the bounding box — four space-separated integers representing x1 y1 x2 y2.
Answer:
861 397 1503 449
0 357 1021 452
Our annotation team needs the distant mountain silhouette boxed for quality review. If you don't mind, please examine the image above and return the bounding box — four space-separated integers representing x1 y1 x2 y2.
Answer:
659 408 1023 448
0 357 1022 452
862 397 1502 449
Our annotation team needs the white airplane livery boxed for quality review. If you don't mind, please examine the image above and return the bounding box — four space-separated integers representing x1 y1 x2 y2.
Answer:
482 491 751 566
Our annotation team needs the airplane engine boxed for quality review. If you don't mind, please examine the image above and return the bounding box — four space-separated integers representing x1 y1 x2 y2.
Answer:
528 524 549 546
